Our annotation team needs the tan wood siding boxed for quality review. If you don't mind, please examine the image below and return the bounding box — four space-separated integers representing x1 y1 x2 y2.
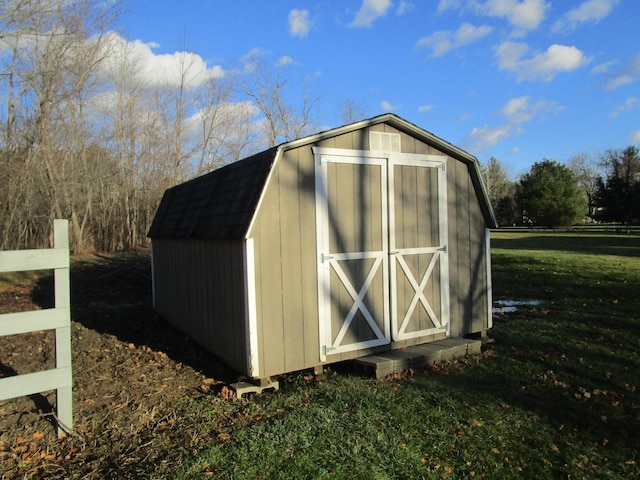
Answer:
468 177 490 333
357 126 492 338
248 123 491 377
279 147 306 373
150 116 494 380
297 147 320 368
393 163 442 334
447 160 462 336
152 238 248 374
326 160 386 349
446 160 489 336
250 147 322 377
254 162 285 376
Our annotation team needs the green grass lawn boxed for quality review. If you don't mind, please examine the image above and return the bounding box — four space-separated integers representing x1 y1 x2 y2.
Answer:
172 229 640 479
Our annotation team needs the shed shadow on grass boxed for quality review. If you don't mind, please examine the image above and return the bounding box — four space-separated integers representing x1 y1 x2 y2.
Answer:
422 283 640 460
491 232 640 258
30 252 240 384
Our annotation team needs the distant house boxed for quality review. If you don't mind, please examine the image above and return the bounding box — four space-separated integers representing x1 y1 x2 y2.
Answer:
148 114 497 381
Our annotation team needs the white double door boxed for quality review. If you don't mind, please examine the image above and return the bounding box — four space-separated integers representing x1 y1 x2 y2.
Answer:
315 147 450 360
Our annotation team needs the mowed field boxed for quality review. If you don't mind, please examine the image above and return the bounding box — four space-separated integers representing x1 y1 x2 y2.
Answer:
1 228 639 479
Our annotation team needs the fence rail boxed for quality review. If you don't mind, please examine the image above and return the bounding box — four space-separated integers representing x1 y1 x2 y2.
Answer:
0 219 73 436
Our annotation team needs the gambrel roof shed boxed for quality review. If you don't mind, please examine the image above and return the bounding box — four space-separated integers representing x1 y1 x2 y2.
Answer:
149 113 497 380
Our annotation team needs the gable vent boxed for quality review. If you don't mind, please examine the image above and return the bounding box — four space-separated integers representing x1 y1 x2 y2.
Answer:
370 131 401 152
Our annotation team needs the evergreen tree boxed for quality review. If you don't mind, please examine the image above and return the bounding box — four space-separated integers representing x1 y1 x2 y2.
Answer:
516 159 586 227
596 146 640 225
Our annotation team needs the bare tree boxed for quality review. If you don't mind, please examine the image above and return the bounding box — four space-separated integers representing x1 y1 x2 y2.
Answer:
481 157 512 204
0 0 121 251
193 75 256 174
569 152 600 220
241 52 320 147
336 98 368 125
480 157 516 226
0 4 327 253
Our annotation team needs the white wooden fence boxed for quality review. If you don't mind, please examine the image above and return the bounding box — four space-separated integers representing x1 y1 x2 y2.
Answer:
0 219 73 436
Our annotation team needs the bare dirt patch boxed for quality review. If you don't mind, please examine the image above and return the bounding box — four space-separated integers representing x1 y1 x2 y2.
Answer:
0 252 240 479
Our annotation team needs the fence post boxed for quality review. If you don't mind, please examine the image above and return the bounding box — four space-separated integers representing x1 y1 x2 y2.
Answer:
54 219 73 435
0 219 72 437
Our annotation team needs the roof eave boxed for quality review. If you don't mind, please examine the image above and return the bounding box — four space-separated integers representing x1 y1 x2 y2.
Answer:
277 113 498 229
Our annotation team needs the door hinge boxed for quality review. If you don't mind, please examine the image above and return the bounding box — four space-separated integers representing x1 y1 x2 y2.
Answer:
322 345 336 355
321 253 334 263
438 245 448 253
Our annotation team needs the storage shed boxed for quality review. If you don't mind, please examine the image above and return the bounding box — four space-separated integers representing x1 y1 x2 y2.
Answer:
148 114 497 380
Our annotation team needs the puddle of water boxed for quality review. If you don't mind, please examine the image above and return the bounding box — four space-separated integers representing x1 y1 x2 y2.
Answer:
493 306 518 314
492 300 542 315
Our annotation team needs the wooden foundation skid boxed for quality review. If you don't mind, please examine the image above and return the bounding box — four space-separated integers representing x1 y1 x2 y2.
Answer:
354 337 482 379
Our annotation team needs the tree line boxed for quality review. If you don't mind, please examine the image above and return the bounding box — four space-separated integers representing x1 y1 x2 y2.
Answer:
482 145 640 228
2 1 636 253
0 0 348 253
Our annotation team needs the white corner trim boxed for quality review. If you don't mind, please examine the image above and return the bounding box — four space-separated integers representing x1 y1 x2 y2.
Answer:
245 148 282 239
150 242 155 309
485 228 493 330
243 238 260 377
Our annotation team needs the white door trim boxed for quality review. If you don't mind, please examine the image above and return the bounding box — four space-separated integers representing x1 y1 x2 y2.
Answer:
314 148 390 360
388 154 450 341
314 147 450 359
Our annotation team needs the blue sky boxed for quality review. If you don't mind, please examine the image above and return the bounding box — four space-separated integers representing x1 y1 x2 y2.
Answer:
119 0 640 175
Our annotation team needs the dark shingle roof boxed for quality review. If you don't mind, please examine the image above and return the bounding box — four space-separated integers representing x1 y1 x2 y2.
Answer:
149 114 498 239
148 148 276 239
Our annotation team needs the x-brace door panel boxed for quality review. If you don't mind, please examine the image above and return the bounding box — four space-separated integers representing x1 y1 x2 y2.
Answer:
389 157 450 341
315 150 390 359
326 253 387 353
315 148 449 360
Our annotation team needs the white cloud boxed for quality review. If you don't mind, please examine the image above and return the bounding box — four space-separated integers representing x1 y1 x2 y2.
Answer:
100 32 224 88
278 55 294 66
463 124 512 152
609 97 639 118
189 100 259 130
463 94 561 152
397 1 414 15
481 0 549 29
350 0 393 27
591 60 617 74
437 0 548 30
604 53 640 90
305 70 323 81
437 0 464 13
456 22 493 44
552 0 618 32
496 41 590 81
289 9 312 37
416 22 492 57
418 104 434 113
501 96 533 123
632 129 640 144
381 100 401 111
501 95 562 124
